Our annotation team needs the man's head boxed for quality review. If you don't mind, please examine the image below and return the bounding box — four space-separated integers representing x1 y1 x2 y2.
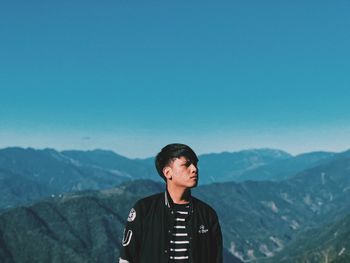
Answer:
155 143 199 187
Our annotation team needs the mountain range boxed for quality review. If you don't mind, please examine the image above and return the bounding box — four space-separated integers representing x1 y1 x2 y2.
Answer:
2 147 349 211
1 147 350 262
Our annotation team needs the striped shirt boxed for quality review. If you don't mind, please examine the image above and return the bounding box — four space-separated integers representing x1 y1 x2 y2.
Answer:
169 204 190 262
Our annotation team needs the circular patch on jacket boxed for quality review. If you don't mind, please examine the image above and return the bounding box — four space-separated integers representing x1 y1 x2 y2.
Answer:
127 208 136 222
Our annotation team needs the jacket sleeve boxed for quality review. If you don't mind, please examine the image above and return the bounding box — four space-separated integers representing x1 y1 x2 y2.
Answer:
211 211 223 263
119 202 142 263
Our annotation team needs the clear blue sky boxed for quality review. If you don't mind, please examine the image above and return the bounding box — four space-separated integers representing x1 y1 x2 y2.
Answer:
1 0 350 158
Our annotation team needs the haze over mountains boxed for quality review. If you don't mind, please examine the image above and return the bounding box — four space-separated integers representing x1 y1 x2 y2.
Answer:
1 147 350 262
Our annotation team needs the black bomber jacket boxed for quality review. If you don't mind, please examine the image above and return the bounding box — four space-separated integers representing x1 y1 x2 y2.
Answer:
119 190 223 263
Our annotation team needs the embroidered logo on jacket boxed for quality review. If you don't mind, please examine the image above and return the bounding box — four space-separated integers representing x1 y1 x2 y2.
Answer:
198 225 208 234
127 208 136 222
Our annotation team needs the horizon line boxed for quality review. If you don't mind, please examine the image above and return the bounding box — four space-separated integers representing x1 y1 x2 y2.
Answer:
1 145 349 160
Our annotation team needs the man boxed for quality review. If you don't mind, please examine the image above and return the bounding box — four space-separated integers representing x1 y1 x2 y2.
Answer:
119 143 223 263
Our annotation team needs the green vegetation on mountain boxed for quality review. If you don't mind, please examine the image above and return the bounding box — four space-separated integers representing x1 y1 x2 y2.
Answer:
0 180 163 263
264 214 350 263
0 180 242 263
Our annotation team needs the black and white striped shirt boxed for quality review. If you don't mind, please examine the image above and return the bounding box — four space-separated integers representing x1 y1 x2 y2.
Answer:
169 203 190 262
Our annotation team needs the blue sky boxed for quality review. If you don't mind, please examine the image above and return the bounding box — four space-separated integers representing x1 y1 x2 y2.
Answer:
1 0 350 158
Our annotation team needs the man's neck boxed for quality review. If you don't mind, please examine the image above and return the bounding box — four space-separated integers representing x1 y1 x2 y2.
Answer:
167 184 191 204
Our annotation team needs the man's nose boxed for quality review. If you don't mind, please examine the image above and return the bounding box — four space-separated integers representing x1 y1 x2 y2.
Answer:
190 164 198 173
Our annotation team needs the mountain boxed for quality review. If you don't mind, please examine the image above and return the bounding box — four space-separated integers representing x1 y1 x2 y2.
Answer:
266 213 350 263
0 147 293 210
61 149 155 180
237 149 350 182
0 169 48 210
196 148 292 184
0 147 154 211
0 180 242 263
238 151 335 181
193 156 350 262
1 146 350 219
1 154 350 262
198 149 350 183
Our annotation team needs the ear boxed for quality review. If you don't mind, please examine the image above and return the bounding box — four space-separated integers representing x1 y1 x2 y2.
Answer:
163 166 172 180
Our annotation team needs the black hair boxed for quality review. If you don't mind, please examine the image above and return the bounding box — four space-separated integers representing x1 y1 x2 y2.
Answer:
155 143 198 181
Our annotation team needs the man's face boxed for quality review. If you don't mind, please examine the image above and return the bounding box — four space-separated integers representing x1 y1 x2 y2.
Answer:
166 156 199 189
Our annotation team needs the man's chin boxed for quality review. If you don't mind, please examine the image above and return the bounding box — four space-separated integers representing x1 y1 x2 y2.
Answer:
190 181 198 188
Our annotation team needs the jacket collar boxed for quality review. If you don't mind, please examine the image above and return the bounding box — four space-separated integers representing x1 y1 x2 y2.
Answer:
164 187 194 213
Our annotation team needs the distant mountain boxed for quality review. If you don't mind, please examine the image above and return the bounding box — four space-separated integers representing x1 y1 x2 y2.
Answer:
1 146 350 213
61 149 155 180
83 148 350 184
238 151 335 181
0 147 291 210
0 147 154 211
197 148 292 184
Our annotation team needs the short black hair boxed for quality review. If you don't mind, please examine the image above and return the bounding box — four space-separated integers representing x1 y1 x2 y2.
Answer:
155 143 198 181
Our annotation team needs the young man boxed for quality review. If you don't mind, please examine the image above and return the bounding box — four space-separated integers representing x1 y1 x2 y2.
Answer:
119 143 223 263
